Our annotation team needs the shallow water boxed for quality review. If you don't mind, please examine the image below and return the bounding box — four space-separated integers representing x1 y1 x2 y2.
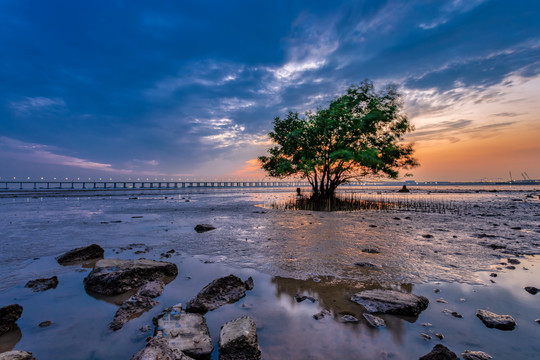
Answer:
0 185 539 359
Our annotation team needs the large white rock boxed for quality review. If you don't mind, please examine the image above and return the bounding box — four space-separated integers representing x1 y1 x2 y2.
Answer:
350 289 429 316
219 316 261 360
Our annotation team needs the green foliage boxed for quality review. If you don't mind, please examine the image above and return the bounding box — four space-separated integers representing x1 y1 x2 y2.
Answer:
258 80 418 198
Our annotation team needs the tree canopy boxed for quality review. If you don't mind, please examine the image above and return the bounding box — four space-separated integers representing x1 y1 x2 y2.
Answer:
258 80 418 198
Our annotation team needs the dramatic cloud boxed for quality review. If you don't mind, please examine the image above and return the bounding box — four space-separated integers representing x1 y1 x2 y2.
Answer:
0 1 538 180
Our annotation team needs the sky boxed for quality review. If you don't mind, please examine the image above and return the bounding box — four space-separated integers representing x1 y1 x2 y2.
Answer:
1 0 539 182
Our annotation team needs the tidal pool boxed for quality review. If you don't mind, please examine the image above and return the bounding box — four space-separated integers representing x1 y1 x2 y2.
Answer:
0 186 538 359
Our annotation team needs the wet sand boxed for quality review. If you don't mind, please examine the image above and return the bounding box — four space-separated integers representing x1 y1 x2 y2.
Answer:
0 186 538 359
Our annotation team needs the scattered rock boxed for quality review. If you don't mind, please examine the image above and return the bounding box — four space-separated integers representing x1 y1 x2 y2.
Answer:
535 318 540 324
153 304 213 359
25 276 58 292
524 286 539 295
507 258 521 265
434 288 440 293
110 281 164 330
435 332 444 340
461 350 493 360
510 226 522 230
38 321 53 328
421 333 432 340
489 273 497 277
194 224 216 233
340 314 359 323
361 248 380 254
363 313 385 327
369 224 378 228
436 298 448 304
422 323 432 327
84 259 178 296
350 289 429 316
131 215 143 218
0 351 37 360
57 244 104 264
131 337 194 360
422 234 434 239
139 325 151 332
219 316 261 360
313 309 331 320
419 344 458 360
0 304 23 335
505 265 516 270
476 309 516 330
185 274 253 313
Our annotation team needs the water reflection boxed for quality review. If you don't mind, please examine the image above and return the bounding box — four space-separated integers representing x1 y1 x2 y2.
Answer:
0 326 22 353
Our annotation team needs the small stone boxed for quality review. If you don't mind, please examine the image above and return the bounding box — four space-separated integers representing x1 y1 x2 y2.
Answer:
489 273 497 277
462 350 493 360
435 332 444 340
535 318 540 324
25 276 58 292
442 309 463 318
354 262 380 268
506 265 516 270
507 258 521 265
139 325 151 332
421 333 432 340
313 309 331 320
422 323 432 327
361 248 380 254
476 309 516 330
524 286 539 295
363 313 385 327
244 277 254 291
340 314 359 323
38 321 53 328
436 298 448 304
434 288 440 293
419 344 458 360
194 224 216 233
422 234 434 238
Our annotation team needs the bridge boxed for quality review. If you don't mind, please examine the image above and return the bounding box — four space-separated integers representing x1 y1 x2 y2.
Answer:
0 180 340 191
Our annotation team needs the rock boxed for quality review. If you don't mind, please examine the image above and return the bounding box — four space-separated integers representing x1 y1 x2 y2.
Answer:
244 277 254 291
476 309 516 330
131 337 195 360
535 318 540 324
340 314 359 323
506 265 516 270
0 351 37 360
361 248 380 254
57 244 104 264
194 224 216 233
436 298 448 304
461 350 493 360
219 316 261 360
138 280 165 298
419 344 458 360
153 304 213 359
398 185 410 193
524 286 539 295
110 280 164 330
421 333 432 340
350 289 429 316
25 276 58 292
442 309 463 318
435 332 444 340
422 234 434 239
294 294 316 303
38 321 53 328
489 273 497 277
185 274 252 313
354 262 380 268
313 309 331 320
84 259 177 296
0 304 23 335
507 258 520 265
363 313 385 327
139 325 151 332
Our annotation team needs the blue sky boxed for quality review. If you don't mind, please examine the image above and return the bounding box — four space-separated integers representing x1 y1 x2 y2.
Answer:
1 0 539 181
